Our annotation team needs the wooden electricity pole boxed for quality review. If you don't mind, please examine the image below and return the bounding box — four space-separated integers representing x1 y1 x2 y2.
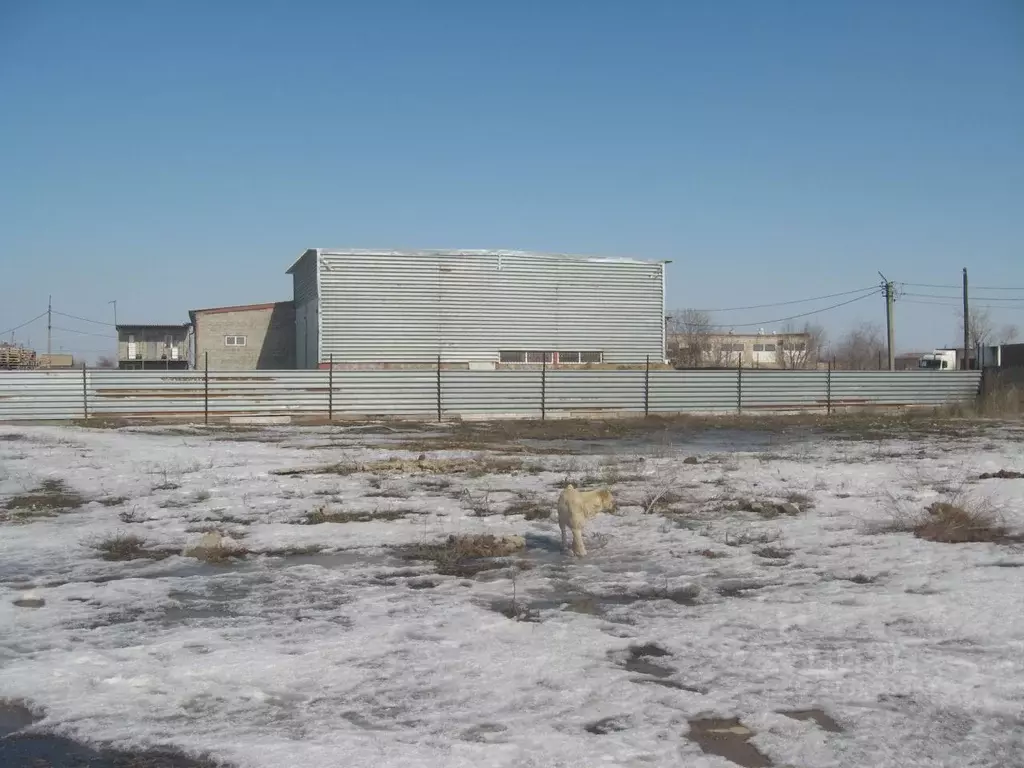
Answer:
879 273 895 371
962 268 970 370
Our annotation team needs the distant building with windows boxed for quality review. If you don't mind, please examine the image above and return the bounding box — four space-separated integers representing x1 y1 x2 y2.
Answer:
116 324 190 370
287 248 668 369
188 302 295 370
668 331 817 369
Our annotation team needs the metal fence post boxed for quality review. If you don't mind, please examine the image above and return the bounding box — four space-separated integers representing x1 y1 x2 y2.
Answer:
644 355 650 417
81 363 89 420
826 359 832 416
436 354 442 422
737 356 743 415
328 354 334 421
541 353 547 421
204 352 209 425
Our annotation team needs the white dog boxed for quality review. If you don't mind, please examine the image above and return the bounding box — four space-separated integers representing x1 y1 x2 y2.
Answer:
557 484 616 557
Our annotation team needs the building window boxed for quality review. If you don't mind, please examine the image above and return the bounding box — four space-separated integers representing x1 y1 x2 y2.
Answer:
762 344 777 352
752 344 764 352
722 343 744 352
225 335 247 347
557 351 603 364
499 351 555 364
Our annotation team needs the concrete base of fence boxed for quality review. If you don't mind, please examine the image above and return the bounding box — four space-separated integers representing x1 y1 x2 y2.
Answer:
228 415 294 426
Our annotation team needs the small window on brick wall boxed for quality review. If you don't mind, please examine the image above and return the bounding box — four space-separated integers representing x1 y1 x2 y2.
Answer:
558 351 604 364
225 335 247 347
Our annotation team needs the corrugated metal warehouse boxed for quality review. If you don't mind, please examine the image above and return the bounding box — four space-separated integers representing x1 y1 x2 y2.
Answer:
287 248 668 369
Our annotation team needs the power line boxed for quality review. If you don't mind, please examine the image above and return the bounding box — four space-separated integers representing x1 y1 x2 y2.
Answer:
900 298 1024 311
902 292 1024 303
688 286 879 313
52 310 113 327
699 290 881 329
51 326 116 339
1 312 48 337
899 282 1024 292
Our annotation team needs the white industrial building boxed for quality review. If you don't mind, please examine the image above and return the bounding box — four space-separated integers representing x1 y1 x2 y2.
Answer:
286 248 668 369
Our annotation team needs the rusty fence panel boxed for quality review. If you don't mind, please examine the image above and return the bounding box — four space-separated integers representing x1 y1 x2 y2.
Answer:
0 368 983 422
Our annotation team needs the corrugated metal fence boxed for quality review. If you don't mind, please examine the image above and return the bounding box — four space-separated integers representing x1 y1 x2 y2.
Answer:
0 368 982 422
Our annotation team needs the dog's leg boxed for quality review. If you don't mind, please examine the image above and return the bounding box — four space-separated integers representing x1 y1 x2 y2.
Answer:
571 522 587 557
559 517 568 553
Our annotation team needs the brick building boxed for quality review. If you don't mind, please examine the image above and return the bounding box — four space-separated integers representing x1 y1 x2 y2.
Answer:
188 302 295 370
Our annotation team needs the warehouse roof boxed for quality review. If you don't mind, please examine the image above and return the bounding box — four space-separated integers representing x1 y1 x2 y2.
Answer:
286 248 669 274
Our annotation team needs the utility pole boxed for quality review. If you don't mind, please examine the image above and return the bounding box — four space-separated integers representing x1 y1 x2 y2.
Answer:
46 295 52 357
962 267 970 370
879 272 895 371
109 299 117 327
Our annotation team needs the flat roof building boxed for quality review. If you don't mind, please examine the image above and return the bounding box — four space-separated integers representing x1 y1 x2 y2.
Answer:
287 248 668 369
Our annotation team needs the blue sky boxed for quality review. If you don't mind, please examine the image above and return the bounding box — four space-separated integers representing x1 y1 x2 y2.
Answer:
1 0 1021 361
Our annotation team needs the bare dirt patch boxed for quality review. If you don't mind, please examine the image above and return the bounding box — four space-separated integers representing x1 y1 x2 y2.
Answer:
302 505 424 524
978 470 1023 480
94 533 172 562
274 455 524 478
400 534 526 577
3 479 86 521
687 717 773 767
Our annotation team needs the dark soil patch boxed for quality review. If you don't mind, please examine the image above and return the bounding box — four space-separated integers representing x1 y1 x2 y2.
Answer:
95 534 172 562
753 546 793 560
503 499 550 520
717 579 771 598
98 496 130 507
302 506 423 524
585 716 630 735
778 708 844 733
0 734 229 767
620 643 675 678
631 677 706 693
687 717 773 767
978 470 1024 480
0 433 28 442
697 549 729 559
399 534 525 577
3 479 86 520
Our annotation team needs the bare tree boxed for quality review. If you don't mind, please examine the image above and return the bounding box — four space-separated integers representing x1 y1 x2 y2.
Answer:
95 355 117 369
776 323 826 370
829 322 887 370
996 324 1019 345
959 307 994 349
667 309 714 368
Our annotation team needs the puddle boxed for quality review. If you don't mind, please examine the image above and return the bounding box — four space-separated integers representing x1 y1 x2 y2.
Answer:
779 708 843 733
0 734 224 767
0 701 40 737
688 717 773 767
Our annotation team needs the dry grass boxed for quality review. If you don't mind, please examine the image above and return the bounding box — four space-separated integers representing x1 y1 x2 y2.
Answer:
400 534 526 576
95 533 170 561
3 479 86 521
183 540 249 564
908 501 1010 544
274 455 524 478
302 504 422 524
504 498 551 520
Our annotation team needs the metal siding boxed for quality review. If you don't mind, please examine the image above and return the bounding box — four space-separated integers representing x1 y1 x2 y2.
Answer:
0 370 982 421
315 251 665 364
649 370 739 413
0 371 86 420
829 371 980 406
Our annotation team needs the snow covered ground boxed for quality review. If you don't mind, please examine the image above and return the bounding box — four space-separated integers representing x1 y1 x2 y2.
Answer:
1 419 1023 768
